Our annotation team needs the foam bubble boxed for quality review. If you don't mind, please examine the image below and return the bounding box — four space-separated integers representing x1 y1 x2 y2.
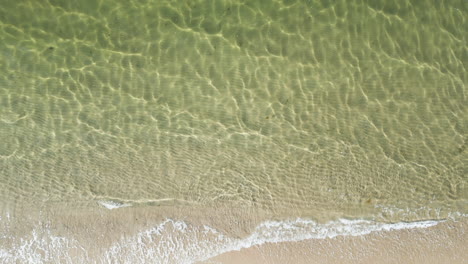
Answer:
97 200 132 210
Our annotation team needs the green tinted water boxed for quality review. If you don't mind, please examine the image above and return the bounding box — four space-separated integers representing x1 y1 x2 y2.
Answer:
0 0 466 221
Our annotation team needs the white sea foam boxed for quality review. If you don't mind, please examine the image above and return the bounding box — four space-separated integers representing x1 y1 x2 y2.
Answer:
0 227 88 263
102 217 443 264
97 200 132 210
0 215 457 264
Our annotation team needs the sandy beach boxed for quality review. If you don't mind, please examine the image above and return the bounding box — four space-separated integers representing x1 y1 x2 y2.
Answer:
204 218 468 264
1 204 466 263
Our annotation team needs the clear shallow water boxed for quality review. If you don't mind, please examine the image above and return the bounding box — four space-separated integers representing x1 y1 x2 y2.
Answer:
0 0 467 262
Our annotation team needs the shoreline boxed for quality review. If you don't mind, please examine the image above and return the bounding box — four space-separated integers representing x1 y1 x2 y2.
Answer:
1 203 466 263
203 218 468 264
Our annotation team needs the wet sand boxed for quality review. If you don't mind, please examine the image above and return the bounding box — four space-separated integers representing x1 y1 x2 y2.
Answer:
204 218 468 264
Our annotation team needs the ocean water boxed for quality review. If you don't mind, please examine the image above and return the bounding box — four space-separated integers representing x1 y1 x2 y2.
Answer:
0 0 466 263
